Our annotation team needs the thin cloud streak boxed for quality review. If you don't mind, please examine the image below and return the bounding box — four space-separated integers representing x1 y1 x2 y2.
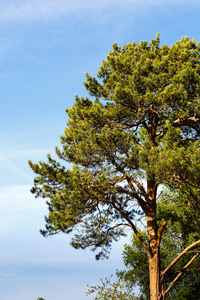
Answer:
0 159 33 179
0 148 53 161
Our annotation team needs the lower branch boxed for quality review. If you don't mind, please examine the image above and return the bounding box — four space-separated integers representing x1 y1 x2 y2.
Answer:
112 201 152 258
162 240 200 278
163 251 200 297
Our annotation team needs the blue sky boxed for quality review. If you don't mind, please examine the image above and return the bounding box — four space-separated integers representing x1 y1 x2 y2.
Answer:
1 1 200 299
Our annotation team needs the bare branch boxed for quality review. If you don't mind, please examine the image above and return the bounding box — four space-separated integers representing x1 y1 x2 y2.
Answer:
172 115 199 127
172 116 200 134
111 200 152 258
131 177 147 200
157 221 168 247
163 251 200 297
107 222 132 230
162 240 200 279
107 155 148 213
161 197 179 203
156 128 168 142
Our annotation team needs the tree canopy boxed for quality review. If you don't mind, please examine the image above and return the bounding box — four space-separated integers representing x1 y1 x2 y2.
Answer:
29 35 200 299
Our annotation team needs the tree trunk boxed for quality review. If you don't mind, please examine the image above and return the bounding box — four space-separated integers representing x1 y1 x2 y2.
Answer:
146 215 161 300
148 249 161 300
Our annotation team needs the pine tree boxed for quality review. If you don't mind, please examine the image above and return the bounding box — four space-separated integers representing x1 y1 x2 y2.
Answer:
29 35 200 300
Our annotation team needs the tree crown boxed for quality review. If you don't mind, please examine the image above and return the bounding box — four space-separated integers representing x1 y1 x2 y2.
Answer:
29 35 200 259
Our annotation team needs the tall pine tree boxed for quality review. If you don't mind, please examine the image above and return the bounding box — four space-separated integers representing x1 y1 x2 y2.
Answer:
29 35 200 300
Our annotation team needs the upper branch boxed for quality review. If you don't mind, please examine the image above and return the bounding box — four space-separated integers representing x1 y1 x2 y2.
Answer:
172 115 200 134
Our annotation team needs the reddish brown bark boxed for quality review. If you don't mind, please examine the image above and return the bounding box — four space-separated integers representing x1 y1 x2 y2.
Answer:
146 177 161 300
148 250 161 300
146 215 161 300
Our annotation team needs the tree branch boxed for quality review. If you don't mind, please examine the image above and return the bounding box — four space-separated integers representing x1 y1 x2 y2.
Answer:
156 128 168 142
172 116 200 134
161 197 179 203
111 200 152 258
108 155 148 213
157 221 168 247
161 240 200 279
163 251 200 297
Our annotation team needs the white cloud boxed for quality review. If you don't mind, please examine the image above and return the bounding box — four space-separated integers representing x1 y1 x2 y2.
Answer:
0 184 45 212
0 0 195 23
0 0 108 22
0 184 47 235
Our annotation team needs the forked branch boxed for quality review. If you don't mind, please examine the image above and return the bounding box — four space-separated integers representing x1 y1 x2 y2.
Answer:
160 240 200 298
161 239 200 278
163 251 200 297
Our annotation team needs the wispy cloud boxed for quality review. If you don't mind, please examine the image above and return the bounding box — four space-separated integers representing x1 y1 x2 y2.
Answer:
0 0 109 23
0 0 194 23
0 148 52 161
0 184 46 236
0 147 54 185
0 159 33 180
0 184 45 212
